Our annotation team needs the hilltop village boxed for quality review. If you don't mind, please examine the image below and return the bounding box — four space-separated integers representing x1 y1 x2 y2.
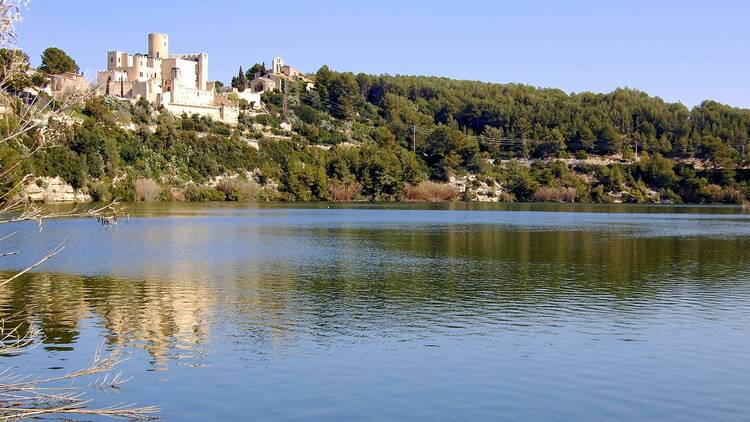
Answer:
47 33 309 125
2 32 749 205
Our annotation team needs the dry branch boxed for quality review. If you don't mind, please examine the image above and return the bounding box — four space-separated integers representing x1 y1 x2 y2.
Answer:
0 345 160 420
0 1 154 419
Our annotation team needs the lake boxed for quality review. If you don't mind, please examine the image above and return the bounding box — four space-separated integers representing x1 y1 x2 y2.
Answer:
2 203 750 421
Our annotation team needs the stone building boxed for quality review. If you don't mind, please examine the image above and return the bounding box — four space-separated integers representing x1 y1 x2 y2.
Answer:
248 75 278 93
47 72 88 99
216 86 262 110
271 55 301 78
248 55 311 93
96 33 240 123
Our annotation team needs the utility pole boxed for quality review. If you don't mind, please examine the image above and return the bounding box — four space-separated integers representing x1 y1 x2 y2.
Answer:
412 124 416 152
282 80 288 115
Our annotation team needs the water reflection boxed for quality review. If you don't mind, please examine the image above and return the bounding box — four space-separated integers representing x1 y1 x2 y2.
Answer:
2 208 749 360
0 273 212 364
1 205 750 420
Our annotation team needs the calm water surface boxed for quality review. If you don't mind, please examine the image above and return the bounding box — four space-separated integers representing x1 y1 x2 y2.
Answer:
1 203 750 421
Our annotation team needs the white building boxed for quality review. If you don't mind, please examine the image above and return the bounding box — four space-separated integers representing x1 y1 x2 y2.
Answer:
96 33 245 123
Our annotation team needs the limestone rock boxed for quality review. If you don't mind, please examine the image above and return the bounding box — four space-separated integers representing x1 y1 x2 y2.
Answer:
22 177 91 203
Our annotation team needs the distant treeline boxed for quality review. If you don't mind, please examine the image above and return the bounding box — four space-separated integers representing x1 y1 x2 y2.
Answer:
299 67 748 166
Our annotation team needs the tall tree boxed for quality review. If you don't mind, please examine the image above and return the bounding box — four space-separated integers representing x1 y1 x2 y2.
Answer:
327 72 360 120
314 65 332 101
699 136 736 173
247 63 265 78
231 66 247 90
39 47 79 74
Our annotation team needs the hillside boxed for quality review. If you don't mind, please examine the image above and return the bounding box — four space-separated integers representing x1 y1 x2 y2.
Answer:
5 66 750 204
301 68 749 163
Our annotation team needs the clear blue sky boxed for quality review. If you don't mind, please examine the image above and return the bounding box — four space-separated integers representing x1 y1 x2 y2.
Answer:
18 0 750 108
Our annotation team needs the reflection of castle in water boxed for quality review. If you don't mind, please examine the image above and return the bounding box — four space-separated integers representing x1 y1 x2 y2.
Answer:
0 271 214 365
2 219 750 365
0 261 300 365
0 217 303 364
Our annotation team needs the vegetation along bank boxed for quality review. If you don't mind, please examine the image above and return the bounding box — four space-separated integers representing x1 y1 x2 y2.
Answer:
4 48 750 204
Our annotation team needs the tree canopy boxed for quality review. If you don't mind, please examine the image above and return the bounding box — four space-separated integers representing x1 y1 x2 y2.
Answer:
231 66 247 91
39 47 79 74
307 67 750 168
247 63 265 78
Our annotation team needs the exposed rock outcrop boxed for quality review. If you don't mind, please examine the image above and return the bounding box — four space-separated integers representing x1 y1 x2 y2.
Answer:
448 174 505 202
22 177 91 203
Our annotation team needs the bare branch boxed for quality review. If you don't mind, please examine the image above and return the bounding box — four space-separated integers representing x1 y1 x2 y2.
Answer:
0 200 123 226
0 241 64 287
0 319 36 355
0 2 155 419
0 344 160 420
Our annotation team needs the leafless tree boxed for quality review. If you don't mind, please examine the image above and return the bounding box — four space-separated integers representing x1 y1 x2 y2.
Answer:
0 1 157 419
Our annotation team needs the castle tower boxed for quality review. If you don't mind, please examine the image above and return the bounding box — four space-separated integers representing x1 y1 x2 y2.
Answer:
107 50 120 70
148 33 169 59
272 56 284 74
196 53 208 91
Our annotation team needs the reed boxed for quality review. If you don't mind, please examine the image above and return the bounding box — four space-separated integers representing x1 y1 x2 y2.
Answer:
404 181 460 202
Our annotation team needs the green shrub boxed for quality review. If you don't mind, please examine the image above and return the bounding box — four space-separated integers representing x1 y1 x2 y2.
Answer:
184 185 225 201
86 181 110 202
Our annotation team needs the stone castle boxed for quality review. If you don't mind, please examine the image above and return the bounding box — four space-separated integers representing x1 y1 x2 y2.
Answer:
96 33 260 123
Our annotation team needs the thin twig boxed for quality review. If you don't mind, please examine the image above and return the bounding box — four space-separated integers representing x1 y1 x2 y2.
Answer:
0 241 64 287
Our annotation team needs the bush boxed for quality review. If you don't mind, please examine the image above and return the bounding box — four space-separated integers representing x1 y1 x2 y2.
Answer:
328 179 362 201
110 178 134 202
254 114 279 128
86 180 110 202
661 188 683 204
590 184 609 203
184 185 225 201
532 186 577 202
701 184 744 204
216 177 259 201
404 181 459 201
497 192 516 202
133 178 160 202
503 160 539 201
723 187 745 204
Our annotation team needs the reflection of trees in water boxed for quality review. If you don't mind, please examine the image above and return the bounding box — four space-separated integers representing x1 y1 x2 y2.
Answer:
1 226 749 361
326 226 750 294
251 227 750 334
220 227 750 343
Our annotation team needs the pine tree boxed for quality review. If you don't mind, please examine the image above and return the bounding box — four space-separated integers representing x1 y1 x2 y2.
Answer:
232 66 247 89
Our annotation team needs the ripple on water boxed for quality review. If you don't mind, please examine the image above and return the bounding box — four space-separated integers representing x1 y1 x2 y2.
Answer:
1 205 749 420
